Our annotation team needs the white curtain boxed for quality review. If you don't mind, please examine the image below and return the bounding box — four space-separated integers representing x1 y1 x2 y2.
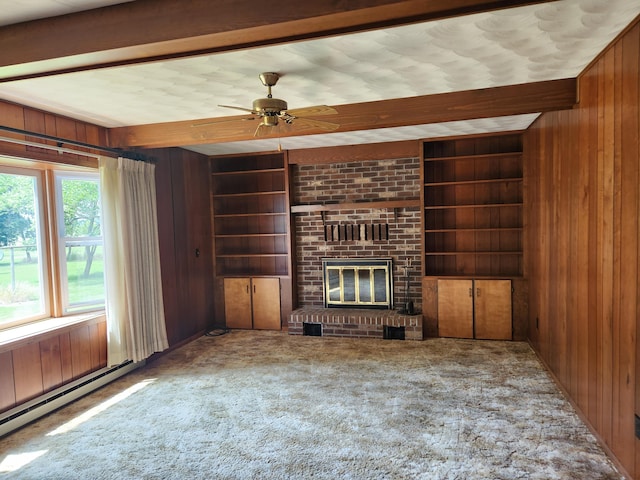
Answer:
99 156 168 366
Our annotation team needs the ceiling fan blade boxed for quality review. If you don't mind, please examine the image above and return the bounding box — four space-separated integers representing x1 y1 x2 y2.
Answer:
292 117 340 131
285 105 338 117
219 104 257 114
192 116 255 127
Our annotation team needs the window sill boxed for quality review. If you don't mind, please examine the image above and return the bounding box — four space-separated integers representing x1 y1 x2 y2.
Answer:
0 312 106 353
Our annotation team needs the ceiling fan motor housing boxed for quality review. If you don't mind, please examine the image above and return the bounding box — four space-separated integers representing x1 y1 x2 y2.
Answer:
253 97 288 115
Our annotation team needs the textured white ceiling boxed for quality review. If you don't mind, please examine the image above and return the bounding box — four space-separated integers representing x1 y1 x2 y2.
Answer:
188 114 541 156
0 0 639 155
0 0 132 26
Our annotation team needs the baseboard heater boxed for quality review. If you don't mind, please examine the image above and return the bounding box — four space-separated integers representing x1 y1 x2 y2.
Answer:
0 359 142 438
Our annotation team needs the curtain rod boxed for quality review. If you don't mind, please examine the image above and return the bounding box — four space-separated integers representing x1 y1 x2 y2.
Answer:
0 135 103 159
0 125 149 161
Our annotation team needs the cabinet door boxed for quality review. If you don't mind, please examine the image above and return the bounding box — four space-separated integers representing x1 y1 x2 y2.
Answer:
474 279 512 340
251 277 281 330
437 279 473 338
224 278 252 329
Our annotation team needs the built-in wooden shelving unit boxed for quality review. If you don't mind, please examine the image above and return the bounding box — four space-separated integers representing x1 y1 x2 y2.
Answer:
422 133 523 277
211 153 290 277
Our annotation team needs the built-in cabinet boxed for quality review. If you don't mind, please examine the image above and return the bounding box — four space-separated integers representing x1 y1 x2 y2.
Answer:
437 279 512 340
211 152 294 329
422 133 523 340
224 277 281 330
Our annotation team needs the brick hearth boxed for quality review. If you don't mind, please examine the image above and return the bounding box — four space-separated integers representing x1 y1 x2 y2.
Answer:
288 307 423 340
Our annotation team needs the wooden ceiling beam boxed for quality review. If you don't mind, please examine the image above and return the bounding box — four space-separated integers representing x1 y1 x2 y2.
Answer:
288 140 420 165
0 0 557 82
109 78 577 149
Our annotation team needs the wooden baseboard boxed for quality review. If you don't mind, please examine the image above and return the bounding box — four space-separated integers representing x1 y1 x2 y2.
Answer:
146 330 208 364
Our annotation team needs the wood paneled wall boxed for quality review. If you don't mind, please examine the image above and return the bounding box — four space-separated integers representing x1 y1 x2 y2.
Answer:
148 147 215 346
0 319 107 413
525 21 639 479
0 100 107 168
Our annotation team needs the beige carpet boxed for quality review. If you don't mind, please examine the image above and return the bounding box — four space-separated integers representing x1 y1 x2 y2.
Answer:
0 331 623 479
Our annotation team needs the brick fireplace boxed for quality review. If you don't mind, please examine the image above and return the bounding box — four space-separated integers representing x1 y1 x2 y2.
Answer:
288 156 423 339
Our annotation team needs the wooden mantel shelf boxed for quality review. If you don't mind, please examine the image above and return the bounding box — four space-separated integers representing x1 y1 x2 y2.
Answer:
290 199 420 213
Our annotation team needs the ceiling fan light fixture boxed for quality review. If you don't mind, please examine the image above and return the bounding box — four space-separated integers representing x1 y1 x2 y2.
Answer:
261 116 279 127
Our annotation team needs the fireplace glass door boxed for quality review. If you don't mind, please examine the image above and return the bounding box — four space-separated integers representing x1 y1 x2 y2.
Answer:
323 258 393 309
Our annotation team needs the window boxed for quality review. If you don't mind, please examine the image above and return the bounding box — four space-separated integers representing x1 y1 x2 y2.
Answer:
55 172 105 314
0 167 48 324
0 162 105 329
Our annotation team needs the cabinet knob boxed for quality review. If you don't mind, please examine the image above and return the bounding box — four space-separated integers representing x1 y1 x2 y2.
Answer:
468 288 473 297
476 288 481 297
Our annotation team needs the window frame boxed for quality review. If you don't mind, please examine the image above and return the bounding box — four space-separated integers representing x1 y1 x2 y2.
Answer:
0 157 105 331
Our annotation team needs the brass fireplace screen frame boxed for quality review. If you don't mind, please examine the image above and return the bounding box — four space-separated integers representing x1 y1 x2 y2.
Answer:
322 258 393 309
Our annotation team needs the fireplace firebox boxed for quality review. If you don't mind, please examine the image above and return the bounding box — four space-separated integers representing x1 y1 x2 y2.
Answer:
322 258 393 309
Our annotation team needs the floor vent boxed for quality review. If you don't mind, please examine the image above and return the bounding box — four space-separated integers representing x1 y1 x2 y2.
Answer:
384 325 405 340
303 322 322 336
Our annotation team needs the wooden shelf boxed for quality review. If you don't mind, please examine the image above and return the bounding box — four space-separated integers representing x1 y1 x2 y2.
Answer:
424 202 523 210
291 199 420 213
425 251 522 255
215 233 287 238
214 212 286 218
423 274 523 279
423 151 522 162
216 253 289 258
211 167 285 176
425 228 522 233
424 177 522 187
214 190 286 198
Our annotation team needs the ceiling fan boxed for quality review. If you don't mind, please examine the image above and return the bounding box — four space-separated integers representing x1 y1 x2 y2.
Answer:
195 72 340 137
